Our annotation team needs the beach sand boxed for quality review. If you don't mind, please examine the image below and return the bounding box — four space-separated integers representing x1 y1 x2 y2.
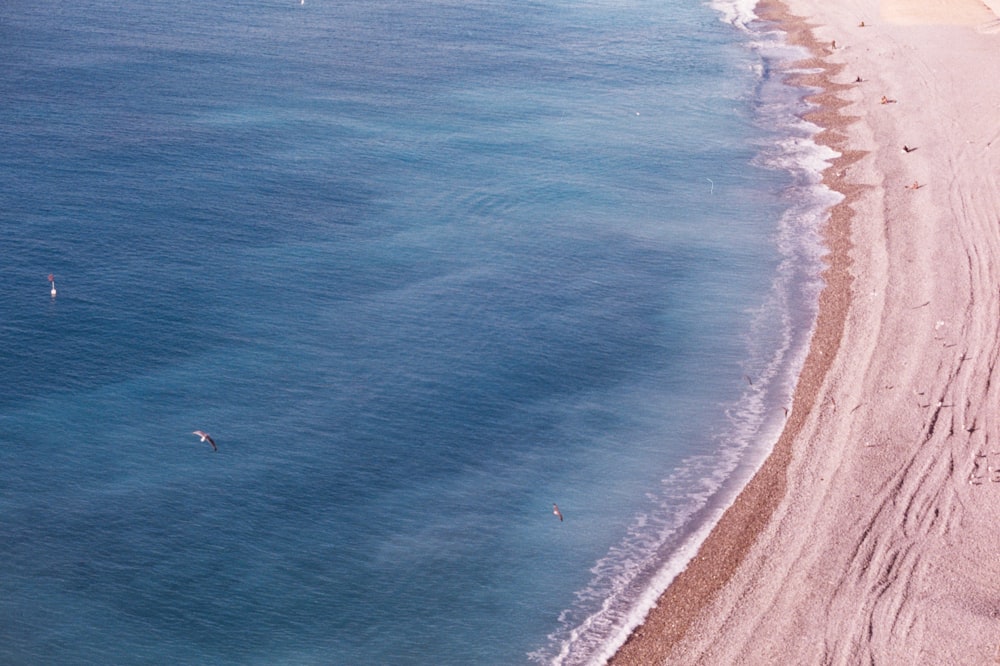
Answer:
611 0 1000 663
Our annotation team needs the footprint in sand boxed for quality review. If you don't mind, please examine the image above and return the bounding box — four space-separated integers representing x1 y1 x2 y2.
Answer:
969 453 988 484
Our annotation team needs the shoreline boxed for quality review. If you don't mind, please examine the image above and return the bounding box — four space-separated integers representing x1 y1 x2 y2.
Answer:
612 0 1000 661
609 2 859 661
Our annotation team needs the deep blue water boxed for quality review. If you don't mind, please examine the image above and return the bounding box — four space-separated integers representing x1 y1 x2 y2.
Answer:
0 0 836 663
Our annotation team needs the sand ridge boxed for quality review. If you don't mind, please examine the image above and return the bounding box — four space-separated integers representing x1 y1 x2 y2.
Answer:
611 0 1000 662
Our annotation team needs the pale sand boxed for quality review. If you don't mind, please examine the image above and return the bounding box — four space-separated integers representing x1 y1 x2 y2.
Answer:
611 0 1000 663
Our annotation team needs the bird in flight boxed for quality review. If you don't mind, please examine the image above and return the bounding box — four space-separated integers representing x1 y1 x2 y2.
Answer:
192 430 217 451
552 503 563 522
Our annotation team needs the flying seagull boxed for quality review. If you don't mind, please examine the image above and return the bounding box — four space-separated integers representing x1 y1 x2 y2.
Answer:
552 503 563 522
192 430 217 451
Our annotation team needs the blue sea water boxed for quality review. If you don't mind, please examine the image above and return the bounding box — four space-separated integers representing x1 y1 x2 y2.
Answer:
0 0 838 664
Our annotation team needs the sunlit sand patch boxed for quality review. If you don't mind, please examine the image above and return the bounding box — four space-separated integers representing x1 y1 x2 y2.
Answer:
880 0 998 25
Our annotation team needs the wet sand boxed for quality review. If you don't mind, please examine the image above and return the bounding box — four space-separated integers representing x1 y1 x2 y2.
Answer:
611 0 1000 662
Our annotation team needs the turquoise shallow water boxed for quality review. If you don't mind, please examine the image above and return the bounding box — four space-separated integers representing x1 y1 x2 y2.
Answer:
0 0 834 663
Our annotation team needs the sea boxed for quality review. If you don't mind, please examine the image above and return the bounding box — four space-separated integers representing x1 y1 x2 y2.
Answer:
0 0 840 664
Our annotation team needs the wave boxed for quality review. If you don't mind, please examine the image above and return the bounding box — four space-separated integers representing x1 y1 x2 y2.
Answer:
708 0 761 32
529 5 843 664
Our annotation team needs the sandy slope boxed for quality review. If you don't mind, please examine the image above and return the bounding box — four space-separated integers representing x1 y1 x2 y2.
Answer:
611 0 1000 663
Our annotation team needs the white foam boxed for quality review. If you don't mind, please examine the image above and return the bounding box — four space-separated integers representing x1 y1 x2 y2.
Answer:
530 255 820 664
708 0 760 32
529 3 846 663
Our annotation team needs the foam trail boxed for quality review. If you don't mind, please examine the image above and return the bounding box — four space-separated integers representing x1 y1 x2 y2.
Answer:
709 0 761 32
529 7 845 664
